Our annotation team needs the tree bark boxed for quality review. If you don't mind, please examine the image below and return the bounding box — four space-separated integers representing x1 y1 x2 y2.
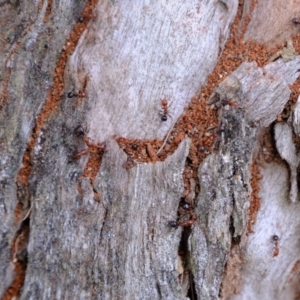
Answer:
1 0 300 300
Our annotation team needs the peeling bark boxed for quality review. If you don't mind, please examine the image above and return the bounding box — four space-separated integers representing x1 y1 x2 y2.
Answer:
192 57 300 300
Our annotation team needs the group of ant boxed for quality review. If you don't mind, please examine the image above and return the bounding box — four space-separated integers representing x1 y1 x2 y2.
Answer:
67 91 172 162
67 90 196 226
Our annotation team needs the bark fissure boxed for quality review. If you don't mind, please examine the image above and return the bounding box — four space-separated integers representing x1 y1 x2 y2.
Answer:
1 219 29 300
98 208 108 246
178 227 199 299
187 273 197 300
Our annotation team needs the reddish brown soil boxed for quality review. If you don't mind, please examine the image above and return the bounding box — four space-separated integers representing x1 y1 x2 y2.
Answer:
246 162 262 234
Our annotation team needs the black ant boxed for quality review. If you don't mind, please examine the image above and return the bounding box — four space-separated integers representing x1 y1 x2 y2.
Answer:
168 220 177 228
67 91 87 98
168 211 197 228
74 125 85 136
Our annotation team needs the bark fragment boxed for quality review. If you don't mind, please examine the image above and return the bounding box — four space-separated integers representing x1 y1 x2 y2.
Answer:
274 122 298 202
191 57 300 300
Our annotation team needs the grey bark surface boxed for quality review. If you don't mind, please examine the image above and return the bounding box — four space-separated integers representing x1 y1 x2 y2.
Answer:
232 162 300 300
21 139 190 299
0 0 87 296
192 58 300 299
1 0 300 300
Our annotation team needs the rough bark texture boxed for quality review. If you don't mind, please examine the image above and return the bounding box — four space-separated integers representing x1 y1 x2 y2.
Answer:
1 0 300 300
0 0 88 297
70 0 237 141
21 139 189 299
192 58 300 299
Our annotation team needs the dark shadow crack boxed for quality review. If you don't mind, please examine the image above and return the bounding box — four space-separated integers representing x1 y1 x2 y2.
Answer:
2 218 30 300
178 227 198 299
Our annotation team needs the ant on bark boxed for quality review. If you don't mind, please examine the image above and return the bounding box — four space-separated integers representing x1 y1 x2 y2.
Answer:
69 124 106 162
74 125 85 136
160 99 172 121
72 148 89 160
272 235 280 257
70 142 105 162
168 210 197 228
221 98 239 108
78 12 97 23
68 91 87 98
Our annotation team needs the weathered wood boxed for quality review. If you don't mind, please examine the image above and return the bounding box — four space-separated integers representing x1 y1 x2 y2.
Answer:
192 58 300 299
232 162 300 300
21 139 190 299
292 95 300 135
0 0 88 296
70 0 238 141
230 93 300 299
2 0 300 299
274 122 298 202
0 1 238 298
245 0 300 45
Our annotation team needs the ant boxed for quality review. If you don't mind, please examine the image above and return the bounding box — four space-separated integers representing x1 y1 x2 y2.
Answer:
69 123 106 163
272 235 280 257
78 13 97 23
68 91 87 98
74 125 85 136
122 156 136 170
168 220 177 228
168 210 197 228
71 148 89 160
160 99 171 121
292 18 300 25
221 98 239 108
